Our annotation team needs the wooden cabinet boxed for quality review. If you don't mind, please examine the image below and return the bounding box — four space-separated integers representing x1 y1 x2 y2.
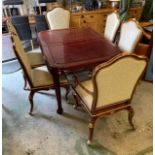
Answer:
71 8 115 34
71 7 143 34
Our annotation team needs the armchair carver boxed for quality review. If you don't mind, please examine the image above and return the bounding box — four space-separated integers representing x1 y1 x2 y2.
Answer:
72 53 147 144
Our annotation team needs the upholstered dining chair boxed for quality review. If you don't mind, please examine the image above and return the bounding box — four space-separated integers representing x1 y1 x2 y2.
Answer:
10 29 69 115
46 7 70 30
104 11 120 42
72 53 147 144
118 19 143 53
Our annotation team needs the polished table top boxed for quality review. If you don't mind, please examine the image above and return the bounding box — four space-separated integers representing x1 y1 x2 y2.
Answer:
38 27 121 70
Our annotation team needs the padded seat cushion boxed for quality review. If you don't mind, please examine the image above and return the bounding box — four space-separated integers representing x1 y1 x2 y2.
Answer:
27 52 45 67
75 80 94 110
32 66 68 87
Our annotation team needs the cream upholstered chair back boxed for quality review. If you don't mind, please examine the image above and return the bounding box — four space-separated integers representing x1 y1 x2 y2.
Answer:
118 19 142 53
46 7 70 30
104 12 120 42
92 53 147 109
8 22 32 83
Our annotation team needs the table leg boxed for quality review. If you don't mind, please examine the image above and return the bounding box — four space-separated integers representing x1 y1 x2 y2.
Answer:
51 68 63 114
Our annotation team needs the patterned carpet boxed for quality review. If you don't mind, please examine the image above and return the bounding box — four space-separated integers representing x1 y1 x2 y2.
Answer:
2 70 153 155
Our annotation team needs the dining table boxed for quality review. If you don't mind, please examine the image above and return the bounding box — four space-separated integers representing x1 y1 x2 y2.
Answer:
38 27 121 114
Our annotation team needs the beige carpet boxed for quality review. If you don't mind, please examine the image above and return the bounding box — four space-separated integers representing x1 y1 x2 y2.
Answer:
2 71 153 155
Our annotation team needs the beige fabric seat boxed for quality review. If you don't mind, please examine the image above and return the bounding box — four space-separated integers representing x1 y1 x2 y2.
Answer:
104 11 120 42
32 67 68 87
8 22 69 115
118 19 143 53
73 53 147 144
46 7 70 30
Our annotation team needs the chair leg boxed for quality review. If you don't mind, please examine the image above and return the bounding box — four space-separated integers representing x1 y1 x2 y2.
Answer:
73 93 79 109
87 117 97 145
29 90 36 115
64 85 70 100
23 74 27 90
126 106 135 129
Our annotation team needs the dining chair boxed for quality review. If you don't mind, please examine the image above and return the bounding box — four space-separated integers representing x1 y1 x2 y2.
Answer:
72 53 147 144
34 15 48 33
10 15 34 50
118 19 143 53
46 7 70 30
104 11 120 42
10 29 69 115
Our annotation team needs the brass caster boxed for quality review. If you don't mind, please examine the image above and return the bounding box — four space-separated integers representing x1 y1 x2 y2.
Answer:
86 140 92 145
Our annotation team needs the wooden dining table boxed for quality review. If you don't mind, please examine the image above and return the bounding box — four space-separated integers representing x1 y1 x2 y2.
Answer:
38 27 121 114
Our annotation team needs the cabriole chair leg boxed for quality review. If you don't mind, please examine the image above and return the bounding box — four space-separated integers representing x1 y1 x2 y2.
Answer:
73 93 79 109
23 74 27 90
64 85 70 100
29 90 36 115
87 117 97 145
126 106 135 129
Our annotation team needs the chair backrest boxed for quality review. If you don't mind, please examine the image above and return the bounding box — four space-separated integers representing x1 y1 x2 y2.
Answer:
46 7 70 30
118 19 143 53
7 21 33 86
104 12 120 42
35 15 48 33
91 53 147 111
10 16 32 41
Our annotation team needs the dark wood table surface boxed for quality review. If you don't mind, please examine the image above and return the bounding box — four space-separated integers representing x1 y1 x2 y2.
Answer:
38 27 121 114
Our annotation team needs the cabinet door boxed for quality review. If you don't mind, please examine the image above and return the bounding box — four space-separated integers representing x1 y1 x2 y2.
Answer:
70 15 81 28
80 14 103 33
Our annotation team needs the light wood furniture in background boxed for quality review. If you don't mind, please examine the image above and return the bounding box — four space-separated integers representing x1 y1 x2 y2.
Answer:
70 7 143 34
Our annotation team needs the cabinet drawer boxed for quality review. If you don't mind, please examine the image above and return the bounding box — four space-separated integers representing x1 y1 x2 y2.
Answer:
80 14 99 21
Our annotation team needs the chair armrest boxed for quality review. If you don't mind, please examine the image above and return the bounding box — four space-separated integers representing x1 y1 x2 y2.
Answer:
73 74 93 95
142 30 152 40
